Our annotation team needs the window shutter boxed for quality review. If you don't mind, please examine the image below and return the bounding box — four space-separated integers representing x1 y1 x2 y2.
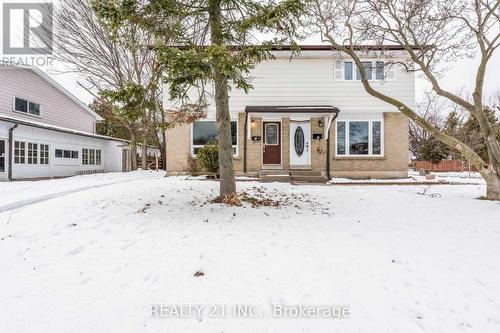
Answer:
334 60 343 80
386 63 396 80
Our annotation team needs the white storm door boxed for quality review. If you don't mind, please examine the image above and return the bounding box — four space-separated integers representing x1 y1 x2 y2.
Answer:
290 122 311 166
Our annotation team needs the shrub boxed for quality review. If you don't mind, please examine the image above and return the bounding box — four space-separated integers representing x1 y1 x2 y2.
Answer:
197 144 219 176
185 154 200 175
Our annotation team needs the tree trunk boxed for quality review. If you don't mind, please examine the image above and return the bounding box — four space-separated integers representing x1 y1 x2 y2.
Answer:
209 0 236 196
483 171 500 200
141 136 148 170
130 131 138 171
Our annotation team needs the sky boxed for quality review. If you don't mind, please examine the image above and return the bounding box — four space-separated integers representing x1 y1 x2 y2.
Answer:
0 0 499 107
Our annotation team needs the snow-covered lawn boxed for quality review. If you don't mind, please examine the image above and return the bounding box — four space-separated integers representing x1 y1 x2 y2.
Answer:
1 172 500 332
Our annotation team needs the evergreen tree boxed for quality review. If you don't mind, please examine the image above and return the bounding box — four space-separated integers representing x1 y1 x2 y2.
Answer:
92 0 306 196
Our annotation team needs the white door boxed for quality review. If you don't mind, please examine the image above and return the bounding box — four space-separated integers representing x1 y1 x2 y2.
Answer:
290 122 311 167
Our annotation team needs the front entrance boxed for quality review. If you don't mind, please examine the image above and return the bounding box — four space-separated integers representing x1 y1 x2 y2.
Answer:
0 140 5 173
290 122 311 167
263 122 281 165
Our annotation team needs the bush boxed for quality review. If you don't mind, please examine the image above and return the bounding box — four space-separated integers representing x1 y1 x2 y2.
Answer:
197 144 219 176
185 154 200 175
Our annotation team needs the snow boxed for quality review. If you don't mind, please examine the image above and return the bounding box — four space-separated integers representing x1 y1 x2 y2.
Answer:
1 172 500 332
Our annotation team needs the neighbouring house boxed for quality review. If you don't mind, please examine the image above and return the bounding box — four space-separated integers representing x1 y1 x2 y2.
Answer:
164 45 413 180
0 64 159 181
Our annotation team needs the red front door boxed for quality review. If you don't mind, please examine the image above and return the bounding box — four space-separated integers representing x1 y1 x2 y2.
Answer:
263 122 281 164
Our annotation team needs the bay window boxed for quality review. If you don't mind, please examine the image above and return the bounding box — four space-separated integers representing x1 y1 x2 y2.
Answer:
336 120 384 156
192 120 238 156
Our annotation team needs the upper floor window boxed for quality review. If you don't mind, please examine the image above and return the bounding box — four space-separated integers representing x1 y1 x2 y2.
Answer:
335 60 395 81
191 120 238 156
14 97 41 116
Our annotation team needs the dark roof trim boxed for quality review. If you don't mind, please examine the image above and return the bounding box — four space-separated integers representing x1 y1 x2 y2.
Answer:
154 44 425 51
0 115 127 142
245 105 340 114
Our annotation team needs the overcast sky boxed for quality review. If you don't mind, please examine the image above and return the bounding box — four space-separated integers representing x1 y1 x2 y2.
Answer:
1 0 498 107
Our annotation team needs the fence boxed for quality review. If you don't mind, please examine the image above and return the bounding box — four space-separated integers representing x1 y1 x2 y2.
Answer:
415 160 477 172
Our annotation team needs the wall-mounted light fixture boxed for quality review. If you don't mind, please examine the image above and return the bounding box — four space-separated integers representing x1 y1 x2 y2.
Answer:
251 119 257 129
318 119 324 128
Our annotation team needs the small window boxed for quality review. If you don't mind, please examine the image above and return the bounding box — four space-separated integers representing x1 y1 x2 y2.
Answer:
265 123 279 145
14 141 26 164
29 102 41 116
337 122 346 155
63 150 71 158
40 144 49 165
372 121 382 154
15 98 28 113
28 143 38 164
375 61 384 80
82 148 89 165
55 149 63 158
89 149 95 165
96 150 101 165
356 62 372 80
72 151 79 159
344 62 353 80
14 98 41 116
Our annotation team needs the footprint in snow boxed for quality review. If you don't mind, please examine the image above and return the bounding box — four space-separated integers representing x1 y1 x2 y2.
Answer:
66 245 85 255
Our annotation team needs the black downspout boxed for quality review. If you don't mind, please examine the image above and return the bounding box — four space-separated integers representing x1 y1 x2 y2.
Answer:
8 124 18 181
243 112 248 174
326 113 339 180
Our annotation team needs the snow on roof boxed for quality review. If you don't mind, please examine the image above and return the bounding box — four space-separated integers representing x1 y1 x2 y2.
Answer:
0 63 103 121
0 114 125 142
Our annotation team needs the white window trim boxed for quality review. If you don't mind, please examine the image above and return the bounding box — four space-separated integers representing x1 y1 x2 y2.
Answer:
39 144 50 166
338 60 396 82
14 141 26 164
335 119 385 157
12 97 43 118
190 119 239 157
27 142 39 165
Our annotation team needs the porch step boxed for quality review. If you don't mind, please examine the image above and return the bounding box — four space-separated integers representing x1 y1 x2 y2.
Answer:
290 170 327 183
260 175 293 183
291 175 328 184
259 169 291 183
290 170 322 177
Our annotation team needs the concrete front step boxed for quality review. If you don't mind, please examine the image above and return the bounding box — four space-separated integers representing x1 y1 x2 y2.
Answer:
290 170 322 177
260 174 292 183
259 169 289 177
291 175 328 183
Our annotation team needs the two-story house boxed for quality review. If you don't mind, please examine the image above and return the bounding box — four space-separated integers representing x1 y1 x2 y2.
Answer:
0 64 132 181
165 45 412 181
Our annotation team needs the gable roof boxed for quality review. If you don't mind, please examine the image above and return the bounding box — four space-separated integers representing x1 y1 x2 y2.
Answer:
0 64 103 121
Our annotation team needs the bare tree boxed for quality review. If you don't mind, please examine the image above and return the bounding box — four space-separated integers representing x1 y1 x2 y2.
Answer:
53 0 162 170
311 0 500 200
410 92 447 159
